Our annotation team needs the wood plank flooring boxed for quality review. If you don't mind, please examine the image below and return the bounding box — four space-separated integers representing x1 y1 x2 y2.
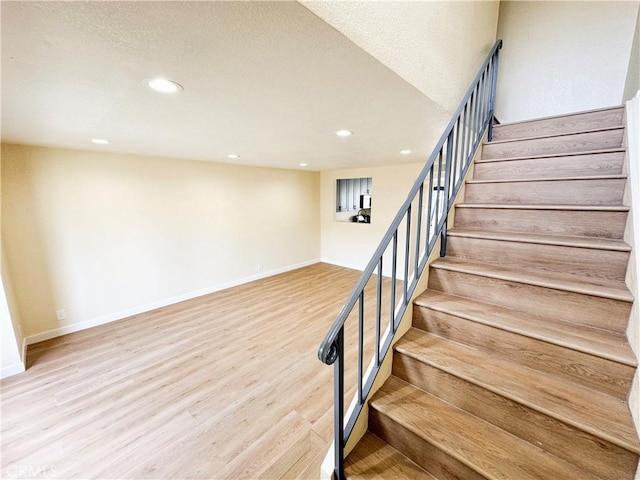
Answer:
1 263 394 479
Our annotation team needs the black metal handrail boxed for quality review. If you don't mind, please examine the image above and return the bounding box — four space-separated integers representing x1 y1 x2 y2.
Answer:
317 39 502 480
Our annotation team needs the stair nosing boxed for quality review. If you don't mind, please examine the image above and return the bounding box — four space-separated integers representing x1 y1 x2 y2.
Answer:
372 376 616 478
430 258 634 302
484 125 624 146
476 148 626 164
446 229 631 252
491 126 625 144
346 432 438 480
494 105 624 129
394 331 640 454
413 290 637 367
455 203 629 212
372 380 499 478
466 174 627 185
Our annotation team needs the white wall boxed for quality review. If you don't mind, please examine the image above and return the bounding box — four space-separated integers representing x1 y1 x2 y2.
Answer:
320 163 423 270
624 93 640 480
624 5 640 102
301 1 500 114
1 156 26 377
1 278 24 378
496 1 640 123
1 144 320 341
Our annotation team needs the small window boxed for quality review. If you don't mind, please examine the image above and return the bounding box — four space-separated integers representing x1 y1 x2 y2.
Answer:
335 177 372 223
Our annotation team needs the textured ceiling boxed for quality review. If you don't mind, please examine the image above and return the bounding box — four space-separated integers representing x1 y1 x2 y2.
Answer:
1 1 451 171
301 1 500 114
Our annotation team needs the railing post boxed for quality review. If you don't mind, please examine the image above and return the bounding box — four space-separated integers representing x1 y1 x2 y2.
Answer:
333 329 345 480
488 41 502 142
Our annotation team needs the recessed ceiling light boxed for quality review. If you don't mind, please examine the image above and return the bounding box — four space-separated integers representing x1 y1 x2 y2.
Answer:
91 138 110 145
299 163 308 167
227 154 240 159
147 78 183 94
400 149 412 155
336 130 353 137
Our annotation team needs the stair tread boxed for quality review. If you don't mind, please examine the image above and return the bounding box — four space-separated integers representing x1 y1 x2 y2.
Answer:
371 375 604 479
394 329 640 454
476 148 626 163
431 257 634 302
447 229 631 251
485 125 624 146
345 432 437 480
456 203 629 211
414 290 637 366
494 105 623 128
475 148 626 164
466 174 626 184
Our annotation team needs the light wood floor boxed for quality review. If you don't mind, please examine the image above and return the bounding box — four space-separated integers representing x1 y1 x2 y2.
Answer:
1 263 398 479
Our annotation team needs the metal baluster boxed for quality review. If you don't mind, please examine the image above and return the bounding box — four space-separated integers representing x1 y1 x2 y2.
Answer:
426 167 434 248
478 79 484 141
467 91 473 155
440 130 454 257
404 206 411 304
461 103 468 170
473 84 480 147
333 329 345 480
480 69 487 131
376 258 382 366
478 76 485 142
436 149 443 228
484 65 491 127
415 184 424 274
357 292 364 405
453 116 461 191
391 231 397 332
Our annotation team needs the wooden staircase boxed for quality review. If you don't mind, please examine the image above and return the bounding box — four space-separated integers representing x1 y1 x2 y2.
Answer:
344 106 640 479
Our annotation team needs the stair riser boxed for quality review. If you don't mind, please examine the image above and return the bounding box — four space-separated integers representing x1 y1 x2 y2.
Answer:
392 354 638 479
446 236 629 282
453 207 627 239
473 152 624 181
412 307 634 399
491 108 624 141
369 409 486 480
482 129 624 159
464 178 626 206
428 267 631 333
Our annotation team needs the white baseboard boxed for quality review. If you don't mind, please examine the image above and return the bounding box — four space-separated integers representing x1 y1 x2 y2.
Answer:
25 259 320 346
321 257 408 281
321 257 365 272
1 361 25 379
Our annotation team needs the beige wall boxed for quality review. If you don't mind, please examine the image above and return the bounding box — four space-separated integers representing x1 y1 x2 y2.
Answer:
1 144 320 340
320 163 423 271
301 1 500 114
495 1 639 123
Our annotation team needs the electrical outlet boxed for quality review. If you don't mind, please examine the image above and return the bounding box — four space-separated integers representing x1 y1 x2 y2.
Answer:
56 309 66 321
